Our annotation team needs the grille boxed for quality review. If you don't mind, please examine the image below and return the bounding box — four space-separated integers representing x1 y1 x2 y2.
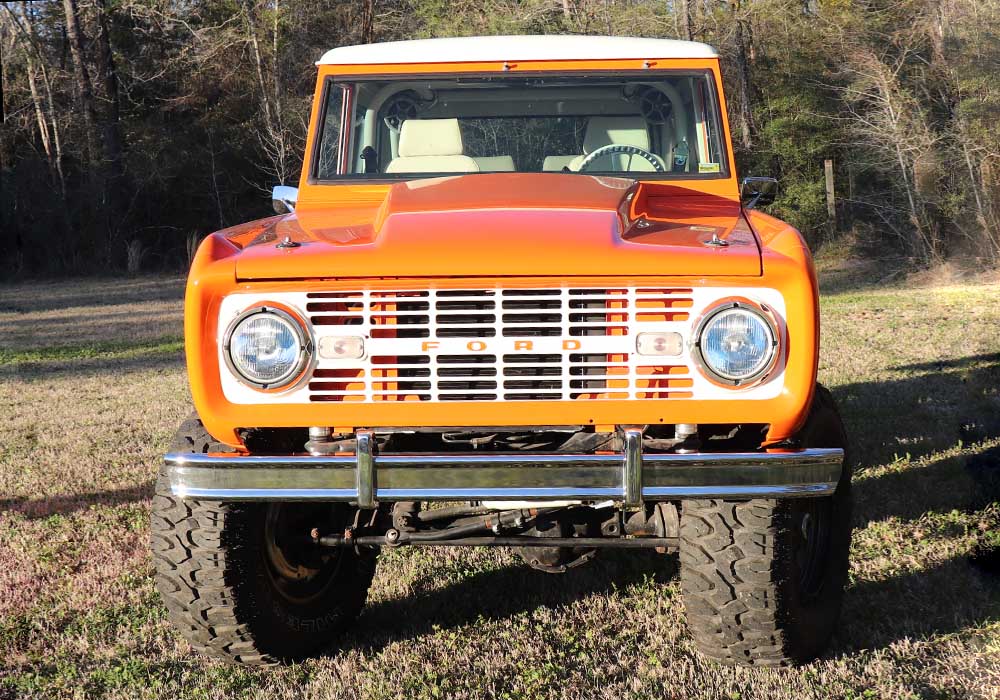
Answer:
304 288 695 402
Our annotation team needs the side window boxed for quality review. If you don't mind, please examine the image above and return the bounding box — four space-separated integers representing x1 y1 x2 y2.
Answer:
691 75 724 174
315 85 345 179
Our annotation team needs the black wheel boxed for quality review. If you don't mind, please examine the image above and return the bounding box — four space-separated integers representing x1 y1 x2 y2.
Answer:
679 385 852 666
151 414 376 665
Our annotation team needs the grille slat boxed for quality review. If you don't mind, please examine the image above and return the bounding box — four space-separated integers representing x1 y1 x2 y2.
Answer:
305 287 694 402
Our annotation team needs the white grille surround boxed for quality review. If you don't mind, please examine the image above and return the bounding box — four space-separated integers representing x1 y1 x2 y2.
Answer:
217 286 787 405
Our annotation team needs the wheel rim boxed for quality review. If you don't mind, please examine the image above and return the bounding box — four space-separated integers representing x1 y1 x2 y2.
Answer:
794 498 832 599
262 503 345 605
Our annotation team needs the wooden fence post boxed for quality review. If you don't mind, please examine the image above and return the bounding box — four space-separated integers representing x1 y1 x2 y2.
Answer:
824 158 836 238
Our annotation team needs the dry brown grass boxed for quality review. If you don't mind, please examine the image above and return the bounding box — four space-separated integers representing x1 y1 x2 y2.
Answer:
1 275 998 700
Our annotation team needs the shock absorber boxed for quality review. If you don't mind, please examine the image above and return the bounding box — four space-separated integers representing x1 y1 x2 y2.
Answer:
674 423 700 454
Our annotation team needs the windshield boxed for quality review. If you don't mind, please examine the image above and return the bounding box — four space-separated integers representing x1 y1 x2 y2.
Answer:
313 72 728 180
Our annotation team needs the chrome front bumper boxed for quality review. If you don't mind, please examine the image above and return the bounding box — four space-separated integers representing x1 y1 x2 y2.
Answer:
164 432 843 506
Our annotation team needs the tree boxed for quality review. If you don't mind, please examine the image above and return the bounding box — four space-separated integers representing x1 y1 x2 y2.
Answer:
1 0 999 275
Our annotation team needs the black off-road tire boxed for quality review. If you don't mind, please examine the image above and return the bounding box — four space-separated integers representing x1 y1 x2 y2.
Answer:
679 385 852 666
150 414 377 665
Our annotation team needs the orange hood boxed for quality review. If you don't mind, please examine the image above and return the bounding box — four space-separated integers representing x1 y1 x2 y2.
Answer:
231 174 761 280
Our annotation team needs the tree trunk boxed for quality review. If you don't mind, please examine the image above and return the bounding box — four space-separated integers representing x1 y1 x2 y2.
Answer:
0 15 12 264
13 2 68 202
94 0 125 183
245 3 273 125
272 0 280 112
94 0 127 255
961 140 1000 261
61 0 100 165
929 0 948 68
961 142 987 228
730 1 755 150
39 52 67 200
25 53 54 173
883 88 928 257
680 0 695 41
272 0 287 182
0 16 7 174
361 0 376 44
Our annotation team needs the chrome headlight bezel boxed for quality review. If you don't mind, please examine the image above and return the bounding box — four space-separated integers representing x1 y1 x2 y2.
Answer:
222 305 313 391
692 299 779 387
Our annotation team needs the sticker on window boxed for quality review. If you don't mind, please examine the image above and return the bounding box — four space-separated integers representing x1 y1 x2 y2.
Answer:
698 162 721 174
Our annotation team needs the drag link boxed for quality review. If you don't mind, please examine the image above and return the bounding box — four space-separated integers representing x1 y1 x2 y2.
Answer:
316 533 678 550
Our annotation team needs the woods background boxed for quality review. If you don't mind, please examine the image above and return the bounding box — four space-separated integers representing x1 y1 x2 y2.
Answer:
2 0 999 276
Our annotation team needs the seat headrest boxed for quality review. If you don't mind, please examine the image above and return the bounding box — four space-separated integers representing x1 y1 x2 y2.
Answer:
542 155 577 172
472 155 516 171
583 116 651 154
398 118 465 157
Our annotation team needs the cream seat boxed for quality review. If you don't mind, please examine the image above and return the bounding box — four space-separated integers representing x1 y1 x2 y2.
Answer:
549 116 664 173
542 155 577 172
385 118 480 174
473 155 516 171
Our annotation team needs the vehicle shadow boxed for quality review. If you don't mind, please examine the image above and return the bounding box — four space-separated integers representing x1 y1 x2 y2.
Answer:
817 354 1000 655
342 541 998 661
335 350 1000 660
852 447 999 530
0 482 155 519
0 276 185 314
343 549 673 654
0 311 184 350
829 350 1000 530
2 349 185 381
836 552 1000 656
832 350 1000 469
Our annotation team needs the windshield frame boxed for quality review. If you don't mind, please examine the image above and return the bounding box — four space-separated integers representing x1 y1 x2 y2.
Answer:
305 69 732 185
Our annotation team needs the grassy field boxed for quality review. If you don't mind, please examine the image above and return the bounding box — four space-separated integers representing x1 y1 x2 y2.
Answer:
1 274 999 700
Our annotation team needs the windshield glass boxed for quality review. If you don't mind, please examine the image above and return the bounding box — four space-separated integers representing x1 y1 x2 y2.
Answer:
313 72 728 180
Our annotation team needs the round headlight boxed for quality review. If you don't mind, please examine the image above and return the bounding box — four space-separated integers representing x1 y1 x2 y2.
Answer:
225 307 310 389
695 302 777 384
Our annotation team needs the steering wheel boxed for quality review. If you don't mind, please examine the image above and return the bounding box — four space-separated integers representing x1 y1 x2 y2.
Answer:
577 144 665 173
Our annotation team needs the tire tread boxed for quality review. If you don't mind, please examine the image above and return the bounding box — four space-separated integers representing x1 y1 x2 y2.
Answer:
679 384 852 666
151 476 275 665
679 498 788 665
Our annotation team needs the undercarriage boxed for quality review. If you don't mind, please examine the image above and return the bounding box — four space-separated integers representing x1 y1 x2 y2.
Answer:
312 499 679 573
154 387 852 667
165 422 843 573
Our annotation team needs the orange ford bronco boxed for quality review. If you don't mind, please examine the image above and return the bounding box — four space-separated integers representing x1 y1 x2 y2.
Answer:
153 35 851 667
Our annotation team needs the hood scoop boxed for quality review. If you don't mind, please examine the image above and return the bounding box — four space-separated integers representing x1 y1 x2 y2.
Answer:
234 174 761 280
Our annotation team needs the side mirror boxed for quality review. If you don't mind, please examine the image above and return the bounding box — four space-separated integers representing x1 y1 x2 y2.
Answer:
272 185 298 214
740 177 777 210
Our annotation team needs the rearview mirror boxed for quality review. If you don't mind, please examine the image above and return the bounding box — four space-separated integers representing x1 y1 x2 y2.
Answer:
740 177 777 210
272 185 298 214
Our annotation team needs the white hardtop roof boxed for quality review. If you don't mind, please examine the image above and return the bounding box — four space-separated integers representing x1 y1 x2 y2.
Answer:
318 35 718 66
